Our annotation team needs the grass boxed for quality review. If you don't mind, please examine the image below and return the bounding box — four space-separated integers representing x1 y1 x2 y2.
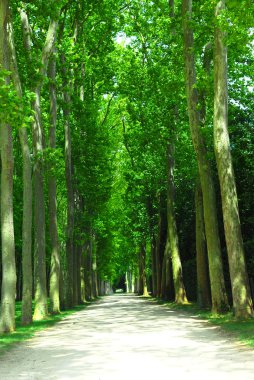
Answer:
0 301 91 354
146 296 254 348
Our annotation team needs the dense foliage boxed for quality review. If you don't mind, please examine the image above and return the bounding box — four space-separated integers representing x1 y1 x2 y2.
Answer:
0 0 254 330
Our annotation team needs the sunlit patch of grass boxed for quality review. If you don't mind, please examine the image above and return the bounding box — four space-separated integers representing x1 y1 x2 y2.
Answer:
0 301 90 354
205 314 254 348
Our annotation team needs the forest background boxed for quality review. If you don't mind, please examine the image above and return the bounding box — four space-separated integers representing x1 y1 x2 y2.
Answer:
0 0 254 333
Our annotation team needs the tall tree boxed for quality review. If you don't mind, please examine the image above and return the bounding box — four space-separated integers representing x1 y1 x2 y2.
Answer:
0 0 16 333
60 50 75 307
166 0 188 304
167 143 188 303
195 181 211 308
8 7 33 325
213 0 253 318
19 6 59 320
48 51 60 314
182 0 229 312
138 243 149 296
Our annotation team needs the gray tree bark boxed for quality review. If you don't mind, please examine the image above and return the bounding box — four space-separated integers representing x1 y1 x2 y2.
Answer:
19 8 59 320
155 199 164 297
195 181 211 309
80 247 86 303
33 18 59 321
0 0 16 333
151 235 157 296
48 52 60 314
60 52 75 308
8 12 33 325
182 0 229 312
139 244 149 296
167 144 188 304
213 0 253 318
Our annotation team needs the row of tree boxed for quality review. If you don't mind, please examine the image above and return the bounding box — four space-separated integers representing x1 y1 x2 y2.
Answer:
0 0 254 333
110 0 254 320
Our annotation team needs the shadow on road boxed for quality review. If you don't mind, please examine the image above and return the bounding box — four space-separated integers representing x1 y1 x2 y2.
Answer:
0 294 254 380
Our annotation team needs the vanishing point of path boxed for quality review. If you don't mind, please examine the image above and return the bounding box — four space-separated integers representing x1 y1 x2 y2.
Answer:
1 295 254 380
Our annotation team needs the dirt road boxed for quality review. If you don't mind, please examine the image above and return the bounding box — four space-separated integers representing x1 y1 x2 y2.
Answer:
0 294 254 379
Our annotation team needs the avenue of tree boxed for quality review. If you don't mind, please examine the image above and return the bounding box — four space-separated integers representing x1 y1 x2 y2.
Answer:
0 0 254 332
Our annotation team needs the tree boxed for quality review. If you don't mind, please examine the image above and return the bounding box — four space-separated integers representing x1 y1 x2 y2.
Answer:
195 181 210 308
48 51 60 314
0 0 16 333
182 0 229 313
19 4 59 320
8 5 33 325
167 143 188 303
213 0 253 318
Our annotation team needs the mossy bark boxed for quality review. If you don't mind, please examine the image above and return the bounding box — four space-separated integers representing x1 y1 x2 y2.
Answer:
60 52 75 308
167 144 188 304
165 248 173 301
19 125 33 324
48 53 60 314
20 8 59 320
84 240 93 301
92 241 99 299
151 235 157 296
182 0 229 313
0 0 16 333
213 1 253 319
80 248 86 303
8 9 33 326
139 244 149 297
0 122 16 333
195 181 211 309
155 209 163 297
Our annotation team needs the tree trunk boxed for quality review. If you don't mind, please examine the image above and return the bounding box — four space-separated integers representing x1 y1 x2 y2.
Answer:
80 248 86 303
165 241 173 301
213 0 253 319
16 258 22 301
19 8 59 320
195 180 211 309
151 235 157 297
0 122 16 333
7 10 33 325
32 15 59 318
73 244 79 305
0 0 16 333
161 254 167 300
139 244 148 296
162 236 174 301
20 125 33 325
126 269 134 293
32 89 48 320
155 218 162 297
61 53 75 308
76 245 82 304
91 238 98 298
84 241 93 300
167 144 188 303
48 53 60 314
182 0 229 313
155 199 165 298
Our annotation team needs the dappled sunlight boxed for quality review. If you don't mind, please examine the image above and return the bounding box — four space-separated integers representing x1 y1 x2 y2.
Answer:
1 295 254 379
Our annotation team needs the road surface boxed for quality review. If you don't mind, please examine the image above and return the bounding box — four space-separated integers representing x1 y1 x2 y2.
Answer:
0 294 254 379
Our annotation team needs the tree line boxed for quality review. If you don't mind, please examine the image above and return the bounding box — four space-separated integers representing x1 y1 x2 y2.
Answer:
0 0 254 333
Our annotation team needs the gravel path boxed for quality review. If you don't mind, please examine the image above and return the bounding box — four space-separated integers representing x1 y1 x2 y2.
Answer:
0 294 254 379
